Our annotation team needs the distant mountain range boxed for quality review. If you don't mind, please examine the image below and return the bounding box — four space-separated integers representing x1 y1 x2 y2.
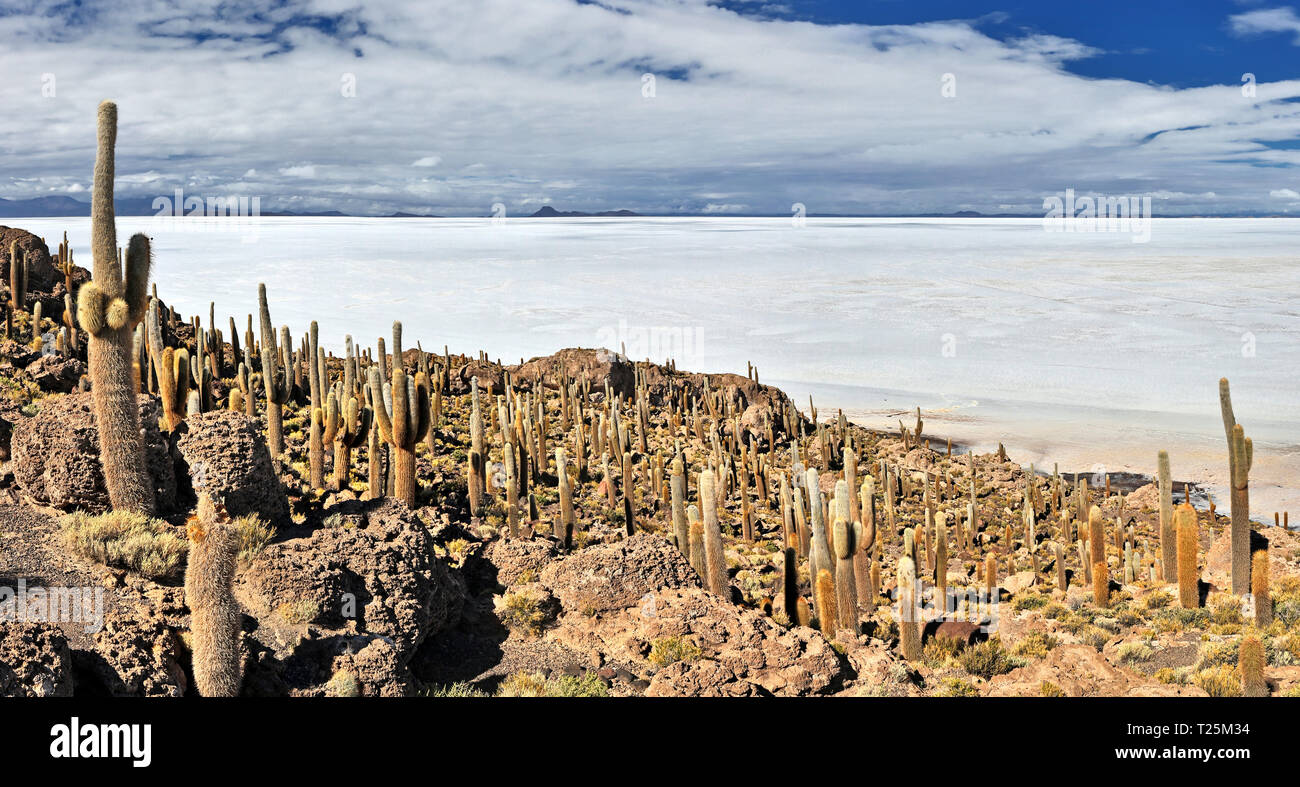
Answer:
0 196 1291 220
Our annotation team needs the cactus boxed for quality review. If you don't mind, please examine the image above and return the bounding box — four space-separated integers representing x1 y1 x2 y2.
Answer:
79 102 155 514
686 505 707 577
1251 548 1271 627
257 283 293 458
185 496 243 697
815 568 838 638
670 456 688 553
556 447 575 548
700 468 728 597
7 242 26 338
898 555 922 660
504 440 519 538
1175 502 1199 608
368 342 430 508
832 512 861 633
1092 561 1109 607
1220 378 1254 595
1239 635 1267 697
467 376 485 515
1157 451 1175 582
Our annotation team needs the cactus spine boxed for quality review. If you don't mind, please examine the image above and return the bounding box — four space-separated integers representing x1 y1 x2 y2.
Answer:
185 496 243 697
81 102 155 514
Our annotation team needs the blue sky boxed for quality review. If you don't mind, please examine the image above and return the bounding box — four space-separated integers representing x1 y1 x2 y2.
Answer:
1 0 1298 215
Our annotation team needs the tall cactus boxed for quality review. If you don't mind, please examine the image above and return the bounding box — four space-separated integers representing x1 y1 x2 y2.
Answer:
669 456 688 553
368 343 430 508
1175 502 1199 608
1157 450 1175 581
257 283 292 458
831 484 861 634
78 101 154 514
1220 379 1253 595
700 468 729 597
898 554 922 660
185 495 243 697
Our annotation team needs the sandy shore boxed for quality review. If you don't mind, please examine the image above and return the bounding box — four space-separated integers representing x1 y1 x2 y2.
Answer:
776 379 1298 527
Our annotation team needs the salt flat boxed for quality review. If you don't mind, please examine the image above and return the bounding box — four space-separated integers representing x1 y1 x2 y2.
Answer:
14 216 1298 521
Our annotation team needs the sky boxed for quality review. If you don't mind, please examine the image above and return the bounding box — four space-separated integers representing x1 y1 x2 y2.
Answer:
0 0 1298 216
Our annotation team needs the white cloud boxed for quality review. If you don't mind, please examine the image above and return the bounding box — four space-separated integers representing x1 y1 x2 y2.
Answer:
1270 188 1300 198
1230 7 1300 43
0 0 1297 214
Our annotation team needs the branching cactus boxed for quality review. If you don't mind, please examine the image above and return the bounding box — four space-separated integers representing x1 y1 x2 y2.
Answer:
185 496 243 697
78 102 155 514
257 283 293 458
330 388 371 491
368 349 430 508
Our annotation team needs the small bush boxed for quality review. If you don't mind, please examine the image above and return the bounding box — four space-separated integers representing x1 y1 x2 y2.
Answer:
1040 681 1066 697
958 638 1020 679
1116 641 1154 663
499 590 547 636
648 636 703 666
1144 590 1173 610
1011 631 1058 660
495 671 608 697
423 682 487 697
234 514 274 563
1192 665 1241 697
277 599 320 625
932 677 979 697
60 510 187 579
1011 593 1048 612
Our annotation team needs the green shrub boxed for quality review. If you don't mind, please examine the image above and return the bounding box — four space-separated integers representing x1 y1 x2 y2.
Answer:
648 636 702 666
958 638 1021 679
60 510 187 579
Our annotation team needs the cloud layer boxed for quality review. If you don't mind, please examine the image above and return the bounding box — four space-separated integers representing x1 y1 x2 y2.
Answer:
1 0 1298 215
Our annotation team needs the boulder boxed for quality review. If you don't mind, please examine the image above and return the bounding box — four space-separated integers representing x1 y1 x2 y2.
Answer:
25 354 83 393
0 623 75 697
483 537 558 588
448 360 505 396
235 498 467 696
85 608 187 697
0 226 89 316
10 393 177 513
176 409 289 526
539 532 699 613
984 643 1207 696
511 348 636 399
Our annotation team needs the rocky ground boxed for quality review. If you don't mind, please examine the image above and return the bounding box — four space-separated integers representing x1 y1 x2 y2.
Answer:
2 224 1299 698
